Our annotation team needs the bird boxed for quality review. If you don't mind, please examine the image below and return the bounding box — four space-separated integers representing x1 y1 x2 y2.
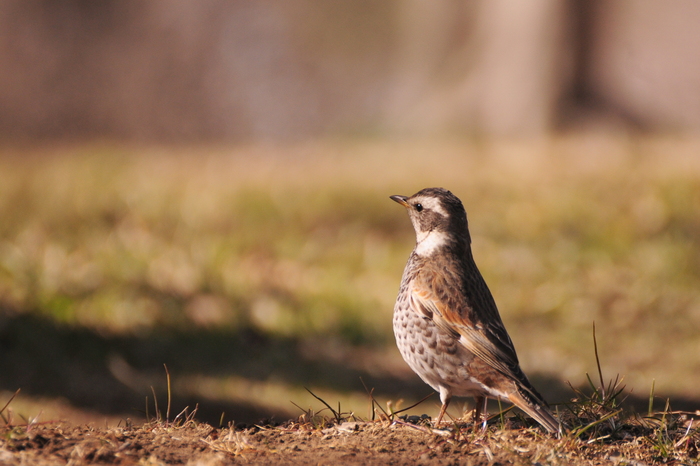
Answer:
390 187 559 433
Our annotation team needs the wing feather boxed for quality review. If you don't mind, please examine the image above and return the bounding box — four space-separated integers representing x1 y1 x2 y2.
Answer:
409 262 521 380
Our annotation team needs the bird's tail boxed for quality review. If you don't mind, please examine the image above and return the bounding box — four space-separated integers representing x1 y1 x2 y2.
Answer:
507 387 561 435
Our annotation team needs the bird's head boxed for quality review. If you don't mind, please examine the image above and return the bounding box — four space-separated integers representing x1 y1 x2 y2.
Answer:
390 187 470 255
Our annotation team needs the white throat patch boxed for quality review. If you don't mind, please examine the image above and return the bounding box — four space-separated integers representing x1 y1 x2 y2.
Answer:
414 229 449 256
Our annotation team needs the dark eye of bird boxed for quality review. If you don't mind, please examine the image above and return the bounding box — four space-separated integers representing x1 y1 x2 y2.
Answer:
415 203 423 212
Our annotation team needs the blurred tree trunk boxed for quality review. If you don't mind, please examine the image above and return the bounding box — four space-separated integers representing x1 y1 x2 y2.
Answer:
385 0 573 136
585 0 700 131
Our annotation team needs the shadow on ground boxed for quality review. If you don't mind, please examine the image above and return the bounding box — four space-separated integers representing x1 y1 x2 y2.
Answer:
0 309 427 424
1 310 698 426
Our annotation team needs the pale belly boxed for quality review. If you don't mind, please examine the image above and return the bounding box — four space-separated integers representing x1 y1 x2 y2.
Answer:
393 302 488 398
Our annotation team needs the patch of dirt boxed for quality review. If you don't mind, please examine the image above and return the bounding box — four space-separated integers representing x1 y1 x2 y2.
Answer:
1 418 687 466
1 422 213 465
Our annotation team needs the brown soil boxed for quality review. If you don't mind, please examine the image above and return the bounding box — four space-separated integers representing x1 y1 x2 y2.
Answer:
0 417 688 466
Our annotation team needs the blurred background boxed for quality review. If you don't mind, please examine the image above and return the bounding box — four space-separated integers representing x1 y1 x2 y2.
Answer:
1 0 700 426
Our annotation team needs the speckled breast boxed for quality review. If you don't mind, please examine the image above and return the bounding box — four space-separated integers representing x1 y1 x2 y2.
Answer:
393 261 482 398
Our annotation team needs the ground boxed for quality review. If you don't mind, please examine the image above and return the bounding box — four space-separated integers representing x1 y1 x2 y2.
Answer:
2 404 700 465
0 420 641 465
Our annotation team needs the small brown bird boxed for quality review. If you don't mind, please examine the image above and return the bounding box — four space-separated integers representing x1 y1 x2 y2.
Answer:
391 187 559 433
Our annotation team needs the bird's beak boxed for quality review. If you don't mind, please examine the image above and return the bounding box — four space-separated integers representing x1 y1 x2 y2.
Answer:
390 195 409 207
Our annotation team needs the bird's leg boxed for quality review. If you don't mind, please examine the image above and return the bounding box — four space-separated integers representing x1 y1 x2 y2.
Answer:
473 396 488 430
435 389 451 426
480 396 489 431
435 402 449 426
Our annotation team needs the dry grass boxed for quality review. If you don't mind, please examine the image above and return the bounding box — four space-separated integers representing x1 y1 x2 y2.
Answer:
2 385 699 465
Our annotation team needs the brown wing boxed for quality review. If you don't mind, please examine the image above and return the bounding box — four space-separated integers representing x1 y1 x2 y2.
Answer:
408 258 522 381
408 256 560 434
